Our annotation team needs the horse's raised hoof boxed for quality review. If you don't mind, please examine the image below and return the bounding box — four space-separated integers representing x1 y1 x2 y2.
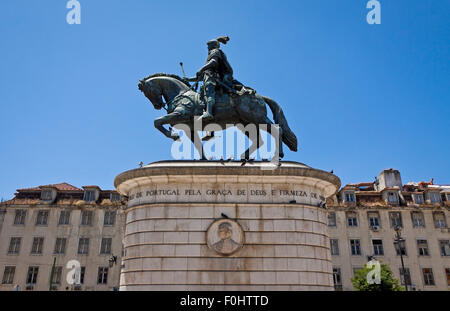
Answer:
202 132 215 141
171 133 180 141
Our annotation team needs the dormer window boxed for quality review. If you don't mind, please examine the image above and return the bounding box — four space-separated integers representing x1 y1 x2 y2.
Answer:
344 191 355 203
41 190 52 201
110 193 121 202
414 193 424 204
83 190 96 202
429 192 441 204
40 188 56 204
387 191 399 204
82 186 100 203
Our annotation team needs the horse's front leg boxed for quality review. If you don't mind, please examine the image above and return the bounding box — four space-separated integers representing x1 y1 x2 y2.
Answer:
154 113 181 141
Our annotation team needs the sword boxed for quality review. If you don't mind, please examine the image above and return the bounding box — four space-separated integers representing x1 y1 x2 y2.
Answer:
214 77 238 95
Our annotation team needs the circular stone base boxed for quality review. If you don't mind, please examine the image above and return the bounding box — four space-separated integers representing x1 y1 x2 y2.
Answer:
115 161 340 291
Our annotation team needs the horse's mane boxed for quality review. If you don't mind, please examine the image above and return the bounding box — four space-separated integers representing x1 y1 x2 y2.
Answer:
141 73 191 87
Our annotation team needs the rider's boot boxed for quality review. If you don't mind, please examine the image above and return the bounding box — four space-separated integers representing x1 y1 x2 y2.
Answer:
200 97 214 121
200 82 215 121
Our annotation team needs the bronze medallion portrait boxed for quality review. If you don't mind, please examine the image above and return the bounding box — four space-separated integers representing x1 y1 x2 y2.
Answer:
206 219 244 256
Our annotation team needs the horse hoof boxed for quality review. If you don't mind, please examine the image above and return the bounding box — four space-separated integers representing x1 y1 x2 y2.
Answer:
202 133 215 141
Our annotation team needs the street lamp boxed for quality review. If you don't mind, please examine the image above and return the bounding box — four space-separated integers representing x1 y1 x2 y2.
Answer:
394 226 408 291
109 255 117 268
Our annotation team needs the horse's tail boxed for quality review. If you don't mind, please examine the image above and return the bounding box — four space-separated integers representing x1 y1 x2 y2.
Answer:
262 96 298 152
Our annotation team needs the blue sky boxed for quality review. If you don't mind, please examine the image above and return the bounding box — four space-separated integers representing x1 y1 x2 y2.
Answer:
0 0 449 199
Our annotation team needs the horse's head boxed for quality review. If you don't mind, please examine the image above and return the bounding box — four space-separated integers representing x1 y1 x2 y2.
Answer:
138 78 165 110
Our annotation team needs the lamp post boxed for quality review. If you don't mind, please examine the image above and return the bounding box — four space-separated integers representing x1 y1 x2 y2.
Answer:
109 255 117 268
394 226 408 291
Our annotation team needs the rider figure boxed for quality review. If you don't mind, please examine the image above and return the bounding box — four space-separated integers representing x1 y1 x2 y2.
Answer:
189 36 235 121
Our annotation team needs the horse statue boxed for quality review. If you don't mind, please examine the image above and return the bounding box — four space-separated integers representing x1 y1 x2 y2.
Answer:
138 73 298 159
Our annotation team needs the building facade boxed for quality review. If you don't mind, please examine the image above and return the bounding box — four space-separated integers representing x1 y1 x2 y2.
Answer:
328 169 450 291
0 168 449 291
0 183 125 291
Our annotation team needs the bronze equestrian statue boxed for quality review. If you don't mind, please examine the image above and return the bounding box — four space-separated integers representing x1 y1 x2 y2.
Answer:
138 37 298 160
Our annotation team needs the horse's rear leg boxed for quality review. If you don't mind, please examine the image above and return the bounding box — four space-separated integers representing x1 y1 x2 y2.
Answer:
262 116 284 159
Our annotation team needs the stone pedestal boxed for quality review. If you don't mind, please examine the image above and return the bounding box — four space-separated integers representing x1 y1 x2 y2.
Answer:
114 161 340 290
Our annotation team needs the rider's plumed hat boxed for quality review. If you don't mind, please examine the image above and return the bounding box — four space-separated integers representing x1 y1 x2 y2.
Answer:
207 36 230 48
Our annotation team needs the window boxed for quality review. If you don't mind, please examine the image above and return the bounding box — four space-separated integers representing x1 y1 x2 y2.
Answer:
104 211 116 226
80 211 93 226
411 212 425 228
446 268 450 286
100 238 112 255
328 212 336 227
344 191 355 203
368 212 380 228
26 267 39 285
58 210 71 225
347 212 358 227
70 266 85 285
446 194 450 202
394 241 407 256
422 268 435 286
414 194 424 204
8 237 21 255
372 240 384 256
330 239 339 256
36 210 49 226
78 238 90 255
2 266 15 284
389 212 402 228
97 267 108 284
52 266 62 285
439 240 450 256
399 268 411 286
40 190 52 201
110 193 121 202
387 192 399 204
14 210 26 225
333 268 342 290
31 237 44 255
83 190 96 202
433 212 447 228
80 267 86 284
54 238 67 255
350 239 361 255
429 192 441 204
417 240 429 256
